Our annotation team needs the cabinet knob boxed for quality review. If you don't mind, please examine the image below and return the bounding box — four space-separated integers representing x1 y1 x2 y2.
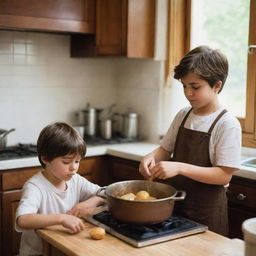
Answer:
237 193 247 201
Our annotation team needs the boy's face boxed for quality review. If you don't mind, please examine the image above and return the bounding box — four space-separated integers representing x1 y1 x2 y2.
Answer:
181 72 221 114
42 154 81 181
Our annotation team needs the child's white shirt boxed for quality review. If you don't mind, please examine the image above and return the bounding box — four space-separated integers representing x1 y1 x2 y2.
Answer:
160 106 241 168
16 172 100 256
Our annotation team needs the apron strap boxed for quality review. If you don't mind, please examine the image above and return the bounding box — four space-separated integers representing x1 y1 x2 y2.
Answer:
180 108 193 127
208 109 227 134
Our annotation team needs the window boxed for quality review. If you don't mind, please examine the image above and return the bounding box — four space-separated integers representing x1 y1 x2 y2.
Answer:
166 0 256 147
191 0 249 118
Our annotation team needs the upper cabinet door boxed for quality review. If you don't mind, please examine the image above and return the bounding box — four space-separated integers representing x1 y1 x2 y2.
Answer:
96 0 127 56
127 0 155 58
71 0 156 58
0 0 95 33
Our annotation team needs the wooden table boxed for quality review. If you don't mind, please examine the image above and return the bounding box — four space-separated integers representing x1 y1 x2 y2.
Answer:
37 221 244 256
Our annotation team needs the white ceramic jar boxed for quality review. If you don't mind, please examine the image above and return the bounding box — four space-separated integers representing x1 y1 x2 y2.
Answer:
242 217 256 256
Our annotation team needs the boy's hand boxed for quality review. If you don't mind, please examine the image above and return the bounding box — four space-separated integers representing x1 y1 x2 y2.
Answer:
67 196 105 218
139 154 156 179
60 214 85 234
150 161 180 179
67 202 91 218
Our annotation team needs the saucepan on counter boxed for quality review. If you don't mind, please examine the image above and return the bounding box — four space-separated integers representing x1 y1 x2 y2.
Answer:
0 128 15 150
96 180 186 225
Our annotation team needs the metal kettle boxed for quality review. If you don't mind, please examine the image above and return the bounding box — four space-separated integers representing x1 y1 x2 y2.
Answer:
0 128 15 150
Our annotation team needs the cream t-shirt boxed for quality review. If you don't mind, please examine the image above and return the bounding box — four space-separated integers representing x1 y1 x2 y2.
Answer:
160 107 241 168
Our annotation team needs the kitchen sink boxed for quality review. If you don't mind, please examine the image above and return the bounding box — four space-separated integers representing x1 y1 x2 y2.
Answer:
241 157 256 168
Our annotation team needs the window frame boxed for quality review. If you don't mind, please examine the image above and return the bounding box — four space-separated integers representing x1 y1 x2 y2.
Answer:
166 0 256 148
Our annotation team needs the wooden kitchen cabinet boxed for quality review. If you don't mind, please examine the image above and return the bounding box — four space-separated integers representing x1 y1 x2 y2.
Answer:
71 0 155 58
0 166 41 256
107 156 143 183
2 191 22 256
0 156 108 256
227 176 256 239
78 156 110 186
0 0 95 33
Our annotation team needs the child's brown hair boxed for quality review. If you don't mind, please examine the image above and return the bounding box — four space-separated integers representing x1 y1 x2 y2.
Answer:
37 122 86 168
174 45 228 93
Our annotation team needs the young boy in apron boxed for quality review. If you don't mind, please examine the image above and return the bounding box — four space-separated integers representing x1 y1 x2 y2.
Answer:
139 46 241 236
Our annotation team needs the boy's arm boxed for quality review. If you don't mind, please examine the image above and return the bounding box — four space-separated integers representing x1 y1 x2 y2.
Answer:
151 161 236 185
17 213 85 234
16 181 85 234
67 196 106 218
178 164 236 185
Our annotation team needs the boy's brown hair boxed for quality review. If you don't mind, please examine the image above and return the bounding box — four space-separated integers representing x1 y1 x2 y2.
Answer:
37 122 86 168
174 45 228 93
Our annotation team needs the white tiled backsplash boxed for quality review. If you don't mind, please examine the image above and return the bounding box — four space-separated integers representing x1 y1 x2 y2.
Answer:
0 30 163 145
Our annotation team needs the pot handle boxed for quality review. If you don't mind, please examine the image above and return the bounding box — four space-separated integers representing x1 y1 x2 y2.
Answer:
96 186 107 199
172 190 186 201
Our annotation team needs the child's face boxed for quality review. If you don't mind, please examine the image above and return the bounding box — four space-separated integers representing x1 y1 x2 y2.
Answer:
43 154 81 181
181 72 221 113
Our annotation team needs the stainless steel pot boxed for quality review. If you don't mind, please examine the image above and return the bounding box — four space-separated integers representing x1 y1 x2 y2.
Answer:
77 107 102 136
113 113 124 137
123 113 138 138
97 180 186 225
0 128 15 150
100 119 112 139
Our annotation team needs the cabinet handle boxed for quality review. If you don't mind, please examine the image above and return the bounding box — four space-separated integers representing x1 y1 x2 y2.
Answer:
237 193 247 201
248 45 256 54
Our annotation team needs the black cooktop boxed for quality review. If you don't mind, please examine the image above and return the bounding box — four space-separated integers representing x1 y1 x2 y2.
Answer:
0 144 37 160
92 210 207 242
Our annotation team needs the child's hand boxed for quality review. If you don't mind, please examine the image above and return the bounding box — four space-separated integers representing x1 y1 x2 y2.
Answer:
60 214 85 234
150 161 180 180
67 196 105 218
67 202 92 218
139 154 156 179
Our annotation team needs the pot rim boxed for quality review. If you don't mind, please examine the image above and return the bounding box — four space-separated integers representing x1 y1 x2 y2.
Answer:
105 180 186 202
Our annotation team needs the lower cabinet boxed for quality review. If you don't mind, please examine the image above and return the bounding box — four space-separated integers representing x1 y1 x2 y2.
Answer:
0 166 41 256
2 191 22 256
227 176 256 239
107 156 143 183
78 155 110 186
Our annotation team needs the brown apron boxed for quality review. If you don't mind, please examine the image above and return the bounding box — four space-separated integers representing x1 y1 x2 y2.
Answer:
166 108 229 236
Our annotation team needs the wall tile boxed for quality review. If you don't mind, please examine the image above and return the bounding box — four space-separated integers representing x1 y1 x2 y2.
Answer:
26 44 38 55
13 55 26 65
0 54 13 65
14 43 26 54
0 30 13 42
0 42 13 54
0 31 163 145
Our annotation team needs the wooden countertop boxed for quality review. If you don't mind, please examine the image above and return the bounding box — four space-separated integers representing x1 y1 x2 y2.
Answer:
37 221 244 256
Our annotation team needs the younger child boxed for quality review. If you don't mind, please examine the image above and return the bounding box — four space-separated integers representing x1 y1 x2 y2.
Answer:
139 46 241 236
16 122 104 256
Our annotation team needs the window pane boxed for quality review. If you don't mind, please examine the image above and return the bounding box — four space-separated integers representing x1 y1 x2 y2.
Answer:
191 0 250 117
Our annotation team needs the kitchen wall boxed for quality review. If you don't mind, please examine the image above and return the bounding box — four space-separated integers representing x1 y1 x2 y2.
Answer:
0 30 163 145
115 59 163 143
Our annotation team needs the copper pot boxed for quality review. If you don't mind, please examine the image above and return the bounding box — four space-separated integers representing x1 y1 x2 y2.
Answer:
97 180 186 225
